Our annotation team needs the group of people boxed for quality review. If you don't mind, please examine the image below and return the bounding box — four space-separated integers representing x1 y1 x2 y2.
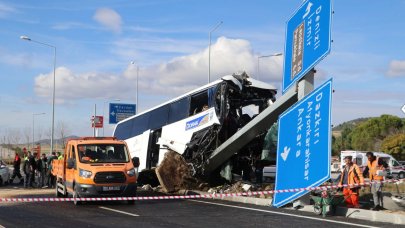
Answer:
339 152 388 211
9 151 61 189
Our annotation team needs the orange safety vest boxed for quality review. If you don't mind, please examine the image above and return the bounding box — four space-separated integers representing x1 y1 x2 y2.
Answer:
367 159 384 181
339 164 365 188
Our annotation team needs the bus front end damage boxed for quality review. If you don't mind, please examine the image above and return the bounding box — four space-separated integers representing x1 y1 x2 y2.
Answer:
156 72 278 190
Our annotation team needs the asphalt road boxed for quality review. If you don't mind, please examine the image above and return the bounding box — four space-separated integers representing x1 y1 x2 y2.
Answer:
0 189 400 228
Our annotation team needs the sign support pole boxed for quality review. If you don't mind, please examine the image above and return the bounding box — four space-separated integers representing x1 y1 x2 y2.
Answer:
292 68 315 208
297 69 315 100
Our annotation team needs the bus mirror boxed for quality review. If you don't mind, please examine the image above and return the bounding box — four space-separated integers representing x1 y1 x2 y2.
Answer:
132 157 140 168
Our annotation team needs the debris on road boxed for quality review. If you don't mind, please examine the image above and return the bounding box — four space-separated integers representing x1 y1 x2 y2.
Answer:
155 150 201 193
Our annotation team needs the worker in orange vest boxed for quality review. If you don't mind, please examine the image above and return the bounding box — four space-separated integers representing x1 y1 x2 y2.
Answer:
363 152 387 211
339 156 364 208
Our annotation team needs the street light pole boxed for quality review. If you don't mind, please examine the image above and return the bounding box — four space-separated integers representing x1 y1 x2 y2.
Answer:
21 35 57 154
257 53 283 80
208 21 223 83
130 61 139 114
103 99 120 136
32 113 45 150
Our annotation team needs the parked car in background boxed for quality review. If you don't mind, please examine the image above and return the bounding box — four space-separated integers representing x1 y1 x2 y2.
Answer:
0 160 10 186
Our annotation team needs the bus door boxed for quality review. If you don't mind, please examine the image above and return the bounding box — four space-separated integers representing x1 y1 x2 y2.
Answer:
146 129 162 169
137 130 151 171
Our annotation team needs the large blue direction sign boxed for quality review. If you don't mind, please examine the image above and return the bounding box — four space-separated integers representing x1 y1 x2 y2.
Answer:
109 103 136 124
282 0 332 94
273 79 332 208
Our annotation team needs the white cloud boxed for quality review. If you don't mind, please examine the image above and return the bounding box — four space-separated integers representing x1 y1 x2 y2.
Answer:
93 8 122 33
386 60 405 77
34 67 132 103
34 37 283 106
0 3 16 18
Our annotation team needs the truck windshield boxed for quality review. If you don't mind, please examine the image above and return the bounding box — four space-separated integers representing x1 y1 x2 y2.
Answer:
78 144 129 163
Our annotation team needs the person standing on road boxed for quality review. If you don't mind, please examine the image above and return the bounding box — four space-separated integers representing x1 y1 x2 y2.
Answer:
23 151 33 188
46 152 58 188
29 152 38 188
363 152 387 211
339 156 364 208
40 153 48 188
9 152 23 184
35 154 45 188
57 152 63 160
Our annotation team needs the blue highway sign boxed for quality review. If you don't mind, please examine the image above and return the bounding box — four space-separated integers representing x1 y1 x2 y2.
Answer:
273 78 332 208
109 103 136 124
282 0 332 94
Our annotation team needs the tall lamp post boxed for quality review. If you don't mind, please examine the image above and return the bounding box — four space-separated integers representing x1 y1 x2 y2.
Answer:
21 35 56 154
103 99 120 136
257 53 282 80
32 113 45 150
208 21 223 83
130 61 139 114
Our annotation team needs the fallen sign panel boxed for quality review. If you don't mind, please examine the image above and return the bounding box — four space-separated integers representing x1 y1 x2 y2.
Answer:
273 78 332 208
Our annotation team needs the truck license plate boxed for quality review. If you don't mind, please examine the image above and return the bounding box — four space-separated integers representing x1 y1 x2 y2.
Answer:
103 186 120 191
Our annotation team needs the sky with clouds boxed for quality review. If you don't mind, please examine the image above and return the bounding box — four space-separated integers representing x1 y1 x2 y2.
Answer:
0 0 404 141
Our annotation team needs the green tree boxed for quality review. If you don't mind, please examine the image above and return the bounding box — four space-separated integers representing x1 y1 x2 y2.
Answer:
381 133 405 160
349 115 403 151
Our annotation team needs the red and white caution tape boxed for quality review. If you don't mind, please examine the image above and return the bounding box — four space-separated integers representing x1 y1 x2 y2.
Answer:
0 178 403 203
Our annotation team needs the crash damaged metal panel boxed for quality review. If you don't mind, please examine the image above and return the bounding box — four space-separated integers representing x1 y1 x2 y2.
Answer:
205 87 298 173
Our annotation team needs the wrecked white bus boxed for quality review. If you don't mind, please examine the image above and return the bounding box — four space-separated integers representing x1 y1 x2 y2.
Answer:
113 72 278 183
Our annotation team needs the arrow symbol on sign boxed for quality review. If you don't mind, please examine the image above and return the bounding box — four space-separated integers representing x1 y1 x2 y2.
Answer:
111 111 115 116
302 1 313 19
402 104 405 114
281 146 290 161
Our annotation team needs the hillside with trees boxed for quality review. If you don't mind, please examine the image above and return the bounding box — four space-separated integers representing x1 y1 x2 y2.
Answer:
332 114 405 160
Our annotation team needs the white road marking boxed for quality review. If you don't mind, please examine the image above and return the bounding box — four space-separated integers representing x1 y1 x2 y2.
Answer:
99 206 139 217
188 200 379 228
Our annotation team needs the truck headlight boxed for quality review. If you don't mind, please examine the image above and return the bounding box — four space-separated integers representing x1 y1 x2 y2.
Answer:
127 168 136 177
79 169 92 178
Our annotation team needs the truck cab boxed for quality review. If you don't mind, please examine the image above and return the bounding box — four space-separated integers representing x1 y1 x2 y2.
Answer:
53 137 139 205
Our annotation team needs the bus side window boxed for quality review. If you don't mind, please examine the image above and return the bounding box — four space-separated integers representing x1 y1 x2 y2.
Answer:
132 113 150 136
149 105 169 130
114 119 134 140
190 91 208 116
168 97 190 124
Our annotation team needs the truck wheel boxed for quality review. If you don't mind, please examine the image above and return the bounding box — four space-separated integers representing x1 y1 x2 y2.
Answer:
55 182 66 198
399 172 405 179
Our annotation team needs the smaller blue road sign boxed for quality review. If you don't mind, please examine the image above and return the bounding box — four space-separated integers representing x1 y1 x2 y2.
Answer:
282 0 332 94
273 78 332 208
109 103 136 124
